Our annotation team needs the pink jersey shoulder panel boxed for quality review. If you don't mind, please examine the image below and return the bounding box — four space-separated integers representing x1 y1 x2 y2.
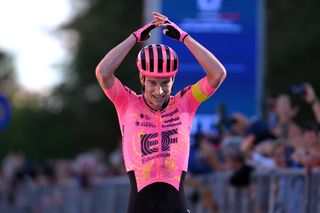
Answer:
102 77 135 106
198 76 217 97
191 76 216 103
175 76 216 113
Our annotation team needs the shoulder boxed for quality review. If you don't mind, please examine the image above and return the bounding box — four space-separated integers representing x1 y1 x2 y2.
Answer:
100 77 138 104
123 85 137 96
179 86 193 98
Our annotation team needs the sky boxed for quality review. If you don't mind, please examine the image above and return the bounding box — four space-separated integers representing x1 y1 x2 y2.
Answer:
0 0 73 93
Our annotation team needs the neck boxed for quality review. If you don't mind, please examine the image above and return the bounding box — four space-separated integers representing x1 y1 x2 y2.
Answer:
143 95 169 111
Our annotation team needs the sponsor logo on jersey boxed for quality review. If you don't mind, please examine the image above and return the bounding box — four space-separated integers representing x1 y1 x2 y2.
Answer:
139 113 151 120
124 86 133 94
140 129 178 163
135 120 156 128
161 108 179 118
162 122 182 128
180 86 191 97
162 116 182 128
164 116 180 123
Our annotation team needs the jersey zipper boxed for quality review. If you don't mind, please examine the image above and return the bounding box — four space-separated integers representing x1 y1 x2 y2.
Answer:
156 110 161 181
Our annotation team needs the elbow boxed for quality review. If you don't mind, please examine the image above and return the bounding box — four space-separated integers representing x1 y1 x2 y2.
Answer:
95 64 113 80
95 65 106 82
95 65 101 79
213 66 227 82
207 66 227 88
219 66 227 82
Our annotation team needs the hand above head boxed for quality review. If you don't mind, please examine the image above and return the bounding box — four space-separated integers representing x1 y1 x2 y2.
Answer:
132 20 157 42
304 83 318 104
152 11 189 42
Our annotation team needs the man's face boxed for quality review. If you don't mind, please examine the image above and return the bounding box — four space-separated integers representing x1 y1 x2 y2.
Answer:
140 75 174 110
303 130 319 147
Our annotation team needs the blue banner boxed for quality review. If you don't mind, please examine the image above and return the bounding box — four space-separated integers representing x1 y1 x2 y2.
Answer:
0 94 11 131
160 0 263 117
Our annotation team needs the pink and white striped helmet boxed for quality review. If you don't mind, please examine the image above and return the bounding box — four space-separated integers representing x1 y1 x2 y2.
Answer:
137 44 179 77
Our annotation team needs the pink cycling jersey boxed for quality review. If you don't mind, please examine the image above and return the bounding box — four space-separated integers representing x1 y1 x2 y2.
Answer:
102 76 216 192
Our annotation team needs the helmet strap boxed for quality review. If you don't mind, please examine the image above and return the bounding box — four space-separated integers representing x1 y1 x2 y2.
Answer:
141 76 145 92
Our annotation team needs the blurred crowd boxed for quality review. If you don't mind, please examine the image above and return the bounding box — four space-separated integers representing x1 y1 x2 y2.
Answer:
0 83 319 212
189 82 320 176
186 82 320 212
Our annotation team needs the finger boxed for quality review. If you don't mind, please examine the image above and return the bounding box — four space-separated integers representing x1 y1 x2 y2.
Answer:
155 20 166 25
163 29 169 35
155 23 163 27
153 16 167 23
154 22 162 27
152 11 166 17
152 12 167 20
153 17 165 24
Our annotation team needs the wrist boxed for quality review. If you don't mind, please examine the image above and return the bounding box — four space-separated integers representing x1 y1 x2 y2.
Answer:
182 34 189 43
131 33 138 42
182 34 190 44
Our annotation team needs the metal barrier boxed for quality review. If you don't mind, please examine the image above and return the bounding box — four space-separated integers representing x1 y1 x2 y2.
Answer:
0 170 319 213
188 170 320 213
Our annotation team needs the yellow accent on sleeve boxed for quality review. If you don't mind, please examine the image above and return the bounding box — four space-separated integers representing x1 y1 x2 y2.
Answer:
192 81 209 103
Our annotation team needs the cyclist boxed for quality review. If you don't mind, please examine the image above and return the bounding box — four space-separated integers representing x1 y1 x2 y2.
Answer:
96 12 226 213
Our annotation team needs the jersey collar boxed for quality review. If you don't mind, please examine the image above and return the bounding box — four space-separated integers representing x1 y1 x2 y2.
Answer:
142 95 170 112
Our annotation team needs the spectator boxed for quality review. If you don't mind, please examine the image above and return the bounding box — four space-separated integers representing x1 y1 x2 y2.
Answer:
228 112 250 137
241 119 276 157
300 122 320 168
284 123 305 168
272 94 298 139
224 143 253 187
290 83 320 169
304 83 320 123
220 112 249 155
250 139 277 170
189 133 222 175
271 140 287 168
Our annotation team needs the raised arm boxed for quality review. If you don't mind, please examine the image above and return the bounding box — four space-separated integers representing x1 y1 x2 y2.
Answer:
153 12 226 89
95 35 136 89
96 21 157 89
304 83 320 123
183 36 227 88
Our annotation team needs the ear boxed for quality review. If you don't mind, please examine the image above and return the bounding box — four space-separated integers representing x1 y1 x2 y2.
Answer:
139 73 145 85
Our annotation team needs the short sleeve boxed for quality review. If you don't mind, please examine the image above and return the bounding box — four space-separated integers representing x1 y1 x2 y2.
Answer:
176 76 216 112
102 77 136 106
191 76 216 104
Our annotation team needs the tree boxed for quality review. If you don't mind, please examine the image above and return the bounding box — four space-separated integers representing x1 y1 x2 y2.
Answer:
265 0 320 123
51 0 144 157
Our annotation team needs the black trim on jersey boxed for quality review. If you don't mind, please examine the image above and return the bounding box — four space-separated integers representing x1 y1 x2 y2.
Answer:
162 97 170 109
127 171 189 213
142 95 170 112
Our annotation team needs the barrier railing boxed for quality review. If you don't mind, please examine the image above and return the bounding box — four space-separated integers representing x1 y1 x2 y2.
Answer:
0 169 319 213
187 169 320 213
